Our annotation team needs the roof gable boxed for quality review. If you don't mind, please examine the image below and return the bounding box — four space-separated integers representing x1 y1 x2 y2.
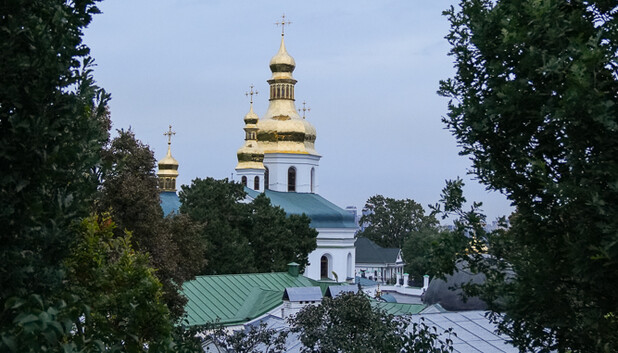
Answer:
355 237 401 264
283 287 323 302
325 285 359 298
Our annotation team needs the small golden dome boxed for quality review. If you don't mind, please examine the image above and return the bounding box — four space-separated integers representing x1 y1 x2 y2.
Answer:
236 102 265 170
244 104 259 125
157 146 179 177
269 36 296 73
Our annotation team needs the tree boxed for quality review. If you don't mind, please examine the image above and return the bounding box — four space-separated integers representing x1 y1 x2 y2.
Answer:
179 178 317 275
402 227 455 285
0 0 110 350
98 129 207 319
205 322 288 353
63 214 175 351
245 194 317 273
439 1 618 351
289 292 454 353
358 195 437 248
180 177 255 274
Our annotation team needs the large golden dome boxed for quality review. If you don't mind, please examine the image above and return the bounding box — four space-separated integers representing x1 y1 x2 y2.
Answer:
257 35 318 156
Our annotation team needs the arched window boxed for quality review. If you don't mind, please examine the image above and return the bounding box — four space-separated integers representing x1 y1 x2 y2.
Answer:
241 176 247 186
320 255 329 279
254 176 260 190
347 252 353 279
264 167 269 190
288 167 296 192
310 167 315 193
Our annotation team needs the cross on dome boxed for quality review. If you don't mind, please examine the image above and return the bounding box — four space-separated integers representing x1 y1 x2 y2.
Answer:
245 84 258 104
274 14 292 36
164 125 176 146
298 101 311 119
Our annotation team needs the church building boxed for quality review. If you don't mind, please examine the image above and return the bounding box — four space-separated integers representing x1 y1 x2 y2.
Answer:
158 28 357 282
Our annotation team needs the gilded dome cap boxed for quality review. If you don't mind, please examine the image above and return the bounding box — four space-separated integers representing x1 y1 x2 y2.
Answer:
244 103 259 125
269 36 296 73
157 146 179 177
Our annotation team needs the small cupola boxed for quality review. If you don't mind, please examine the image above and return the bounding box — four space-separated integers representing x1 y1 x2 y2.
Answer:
157 125 179 192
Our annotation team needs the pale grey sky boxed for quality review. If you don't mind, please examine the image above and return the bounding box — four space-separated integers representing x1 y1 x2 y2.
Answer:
84 1 514 222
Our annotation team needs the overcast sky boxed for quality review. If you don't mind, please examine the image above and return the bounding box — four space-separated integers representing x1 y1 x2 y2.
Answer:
84 0 514 223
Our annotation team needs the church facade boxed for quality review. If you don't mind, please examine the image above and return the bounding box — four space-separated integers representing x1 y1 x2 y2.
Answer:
158 31 357 282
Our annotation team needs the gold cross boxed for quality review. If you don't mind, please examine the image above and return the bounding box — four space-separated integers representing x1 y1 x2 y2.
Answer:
245 84 258 104
164 125 176 146
275 14 291 36
298 101 311 119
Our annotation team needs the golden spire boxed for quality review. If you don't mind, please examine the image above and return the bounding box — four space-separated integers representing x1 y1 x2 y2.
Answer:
157 125 179 192
298 101 311 119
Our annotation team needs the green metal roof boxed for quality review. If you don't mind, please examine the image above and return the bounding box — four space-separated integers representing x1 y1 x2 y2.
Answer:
373 301 426 315
245 188 357 229
182 272 320 326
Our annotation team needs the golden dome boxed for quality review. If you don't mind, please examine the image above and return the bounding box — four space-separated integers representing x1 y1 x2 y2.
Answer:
157 145 179 178
269 36 296 74
244 103 259 125
257 35 319 156
236 103 265 170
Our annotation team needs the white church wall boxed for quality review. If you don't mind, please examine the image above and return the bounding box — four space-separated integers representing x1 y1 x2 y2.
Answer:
304 227 356 281
263 153 320 193
235 168 265 191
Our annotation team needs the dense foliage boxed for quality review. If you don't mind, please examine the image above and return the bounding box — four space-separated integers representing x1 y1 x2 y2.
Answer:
97 130 206 319
180 178 318 274
64 215 174 351
358 195 438 249
439 0 618 351
0 0 111 350
205 322 288 353
289 292 455 353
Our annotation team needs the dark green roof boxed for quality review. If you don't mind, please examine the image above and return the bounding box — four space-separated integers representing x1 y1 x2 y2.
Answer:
182 272 321 326
245 188 356 229
355 237 401 264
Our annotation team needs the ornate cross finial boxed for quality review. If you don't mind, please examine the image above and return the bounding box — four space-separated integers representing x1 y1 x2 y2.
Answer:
275 14 291 36
298 101 311 119
245 84 258 104
164 125 176 146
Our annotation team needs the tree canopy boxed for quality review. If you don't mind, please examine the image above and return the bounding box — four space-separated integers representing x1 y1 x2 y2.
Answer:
0 0 111 350
358 195 438 249
179 178 318 274
439 0 618 351
289 292 455 353
97 129 207 320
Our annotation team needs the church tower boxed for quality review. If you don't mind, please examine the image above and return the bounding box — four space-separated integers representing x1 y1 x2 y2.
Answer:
235 86 265 191
256 28 321 193
157 125 179 192
235 19 356 282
